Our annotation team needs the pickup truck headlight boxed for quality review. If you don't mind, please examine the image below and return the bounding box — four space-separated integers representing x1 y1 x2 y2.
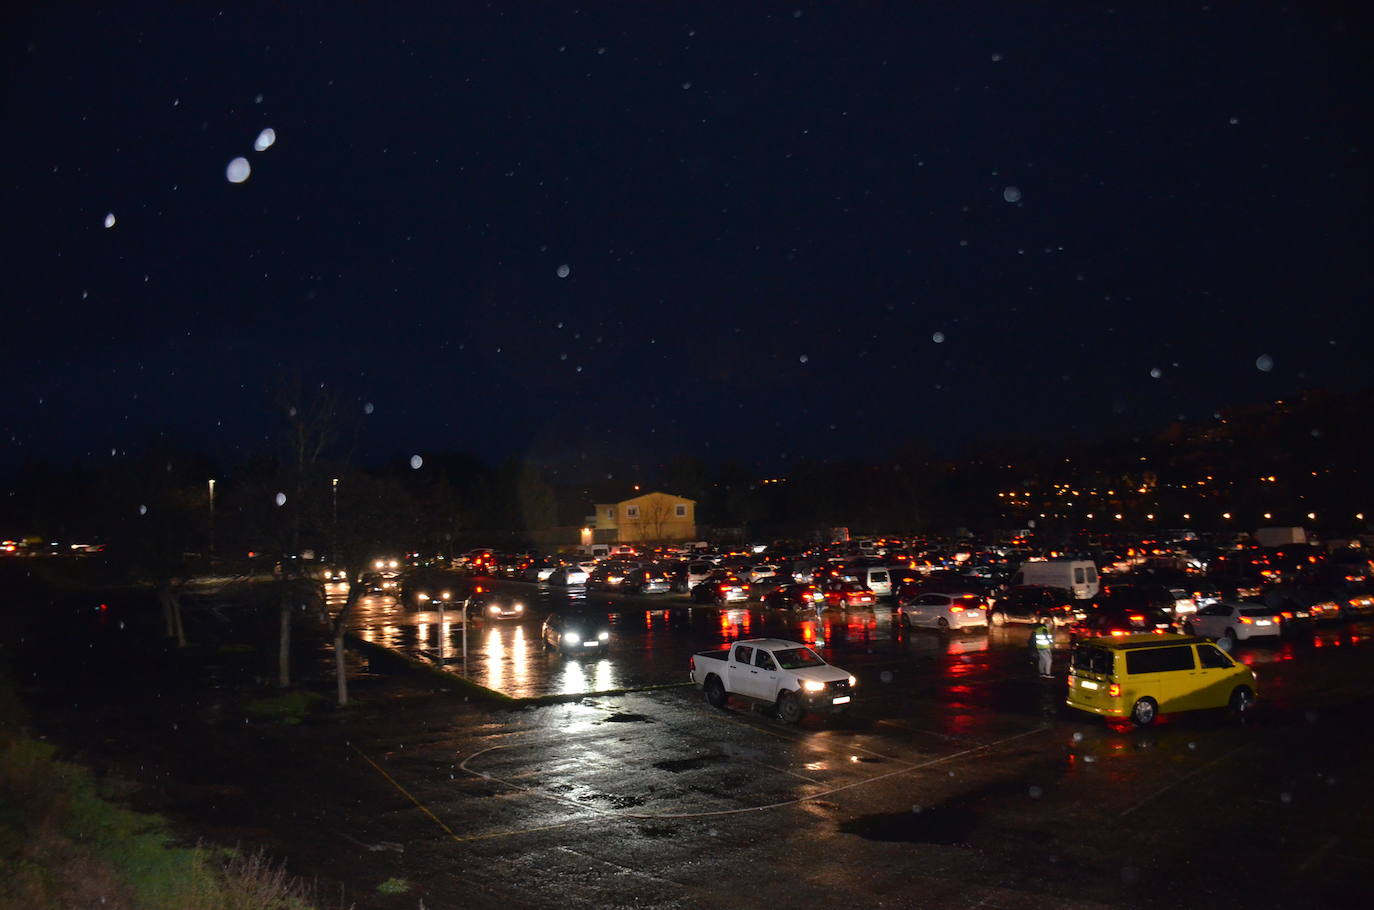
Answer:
848 675 857 687
801 680 826 693
598 631 610 641
417 593 429 601
564 632 581 644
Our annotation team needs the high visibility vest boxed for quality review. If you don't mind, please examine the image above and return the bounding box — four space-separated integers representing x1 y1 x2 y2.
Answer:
1032 626 1053 649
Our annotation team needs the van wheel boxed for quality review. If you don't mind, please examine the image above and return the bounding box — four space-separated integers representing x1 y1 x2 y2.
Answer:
777 692 804 725
704 677 728 709
1229 685 1254 717
1130 697 1158 727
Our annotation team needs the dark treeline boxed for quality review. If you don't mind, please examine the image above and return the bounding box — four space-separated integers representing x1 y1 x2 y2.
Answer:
5 388 1373 566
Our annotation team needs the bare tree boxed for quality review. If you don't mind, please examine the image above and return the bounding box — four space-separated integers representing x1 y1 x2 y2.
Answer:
638 497 674 544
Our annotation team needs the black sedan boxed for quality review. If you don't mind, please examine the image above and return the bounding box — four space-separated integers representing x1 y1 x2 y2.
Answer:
759 582 825 611
542 611 611 654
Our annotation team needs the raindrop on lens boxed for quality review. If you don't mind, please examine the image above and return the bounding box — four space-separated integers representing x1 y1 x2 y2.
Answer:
931 331 945 344
991 53 1003 62
1028 785 1043 799
363 402 375 415
879 670 893 684
1002 186 1022 203
1255 354 1274 372
138 504 147 516
556 264 571 278
410 455 423 470
103 212 116 229
1149 367 1162 379
254 128 276 151
1071 731 1083 742
275 492 287 507
226 157 251 183
799 354 809 363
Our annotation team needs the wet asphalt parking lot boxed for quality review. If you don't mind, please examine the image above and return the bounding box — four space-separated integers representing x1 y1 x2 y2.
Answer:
328 578 1374 908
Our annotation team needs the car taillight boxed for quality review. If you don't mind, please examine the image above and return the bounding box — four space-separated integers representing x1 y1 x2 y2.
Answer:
1128 614 1144 622
950 605 965 612
1108 683 1121 697
1281 611 1293 619
1239 616 1252 624
689 656 695 670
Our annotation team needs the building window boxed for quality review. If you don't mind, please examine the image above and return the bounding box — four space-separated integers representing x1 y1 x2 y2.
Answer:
675 504 687 517
626 506 639 519
606 508 615 519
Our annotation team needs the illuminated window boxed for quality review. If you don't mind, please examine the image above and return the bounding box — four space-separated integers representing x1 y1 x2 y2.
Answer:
675 504 687 517
626 506 639 519
606 508 615 519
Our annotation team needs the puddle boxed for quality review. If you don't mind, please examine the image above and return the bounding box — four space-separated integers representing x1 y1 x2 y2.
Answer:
839 807 970 844
654 754 725 773
603 712 653 723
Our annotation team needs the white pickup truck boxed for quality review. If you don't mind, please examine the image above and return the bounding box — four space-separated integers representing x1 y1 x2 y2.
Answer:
689 638 856 724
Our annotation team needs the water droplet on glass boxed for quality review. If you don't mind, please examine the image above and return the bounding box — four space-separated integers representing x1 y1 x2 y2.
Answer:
253 128 276 151
1279 791 1292 805
1229 116 1239 125
1071 731 1083 743
682 81 692 90
799 354 809 363
1002 185 1022 203
1255 354 1274 372
226 157 251 183
560 353 568 360
254 93 264 104
138 504 147 516
1028 785 1043 798
931 331 945 344
1083 754 1096 763
275 492 287 507
879 670 893 683
991 53 1003 62
410 455 423 470
911 804 922 814
363 402 375 415
1187 741 1197 750
556 263 571 278
1149 367 1162 379
103 212 116 229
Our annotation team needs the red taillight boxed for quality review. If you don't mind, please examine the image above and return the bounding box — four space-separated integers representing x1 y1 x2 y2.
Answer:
1108 683 1121 697
1238 616 1252 624
98 603 108 612
1281 611 1293 619
1128 614 1144 622
719 585 728 592
689 656 695 671
950 605 965 612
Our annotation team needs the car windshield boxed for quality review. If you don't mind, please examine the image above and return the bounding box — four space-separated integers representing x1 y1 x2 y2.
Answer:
773 647 826 670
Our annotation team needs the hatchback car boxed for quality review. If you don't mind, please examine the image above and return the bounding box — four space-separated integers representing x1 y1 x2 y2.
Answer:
820 580 876 609
548 565 589 586
463 591 527 621
1184 602 1282 643
760 583 825 611
1067 634 1257 726
896 592 988 631
691 571 750 604
987 585 1082 626
621 568 671 595
542 612 610 654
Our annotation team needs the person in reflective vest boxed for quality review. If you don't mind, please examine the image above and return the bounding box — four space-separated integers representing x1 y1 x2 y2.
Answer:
1031 618 1054 677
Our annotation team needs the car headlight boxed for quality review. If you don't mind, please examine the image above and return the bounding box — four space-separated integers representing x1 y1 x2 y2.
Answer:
489 605 499 615
848 675 857 687
598 631 609 641
564 632 581 644
417 593 429 601
514 603 524 612
801 680 826 693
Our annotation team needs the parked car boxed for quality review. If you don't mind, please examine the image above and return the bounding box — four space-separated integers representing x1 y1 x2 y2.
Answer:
548 565 589 586
819 580 876 609
542 611 610 654
1066 604 1174 643
621 568 672 595
896 592 988 631
760 582 825 611
988 585 1082 627
691 571 750 605
1183 602 1283 644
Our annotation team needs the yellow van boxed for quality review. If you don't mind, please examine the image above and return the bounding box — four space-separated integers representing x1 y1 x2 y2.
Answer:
1066 634 1256 726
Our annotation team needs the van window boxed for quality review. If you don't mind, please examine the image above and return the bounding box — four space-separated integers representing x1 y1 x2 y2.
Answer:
1196 644 1233 669
1086 567 1098 583
872 571 888 583
1126 646 1195 674
1074 567 1085 585
1071 646 1113 675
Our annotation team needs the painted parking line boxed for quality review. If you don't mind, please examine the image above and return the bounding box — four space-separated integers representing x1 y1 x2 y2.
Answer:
1118 742 1254 818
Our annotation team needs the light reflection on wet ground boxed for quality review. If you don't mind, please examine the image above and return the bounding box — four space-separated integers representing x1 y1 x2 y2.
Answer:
332 577 1374 708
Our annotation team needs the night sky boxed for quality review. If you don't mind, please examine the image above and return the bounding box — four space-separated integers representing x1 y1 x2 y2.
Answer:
3 3 1371 472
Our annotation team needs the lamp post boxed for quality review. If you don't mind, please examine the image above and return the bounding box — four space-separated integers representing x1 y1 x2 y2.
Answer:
331 478 339 563
207 479 216 557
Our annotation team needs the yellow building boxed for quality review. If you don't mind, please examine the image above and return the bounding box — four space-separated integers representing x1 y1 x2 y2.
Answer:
591 491 697 543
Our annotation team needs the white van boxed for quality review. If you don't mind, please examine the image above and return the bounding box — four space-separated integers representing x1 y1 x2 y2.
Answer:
1011 559 1099 600
849 566 894 598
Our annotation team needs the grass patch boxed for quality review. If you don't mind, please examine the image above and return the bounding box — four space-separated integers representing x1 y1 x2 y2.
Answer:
241 691 328 725
0 729 330 909
376 877 411 895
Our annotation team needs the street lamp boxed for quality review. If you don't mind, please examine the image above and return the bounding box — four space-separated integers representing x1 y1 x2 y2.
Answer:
331 478 339 563
208 479 216 557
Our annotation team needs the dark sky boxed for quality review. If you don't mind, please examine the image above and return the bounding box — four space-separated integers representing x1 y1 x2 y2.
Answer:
3 2 1370 473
